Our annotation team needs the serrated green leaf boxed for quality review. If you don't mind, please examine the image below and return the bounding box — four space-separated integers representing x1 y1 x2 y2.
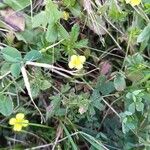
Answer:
70 3 82 17
24 50 42 61
70 23 80 42
1 46 22 63
114 73 126 91
63 0 76 7
99 81 115 95
108 1 126 22
31 83 40 98
10 63 21 78
40 80 51 91
46 96 61 119
91 90 105 111
75 39 88 49
0 95 13 116
96 75 115 95
57 23 69 39
46 0 62 24
137 24 150 43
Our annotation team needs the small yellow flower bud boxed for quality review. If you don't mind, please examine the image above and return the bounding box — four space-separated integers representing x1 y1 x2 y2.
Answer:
62 11 69 21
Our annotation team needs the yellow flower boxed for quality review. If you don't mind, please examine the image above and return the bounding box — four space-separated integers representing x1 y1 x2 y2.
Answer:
9 113 29 132
69 55 86 70
125 0 141 6
62 11 69 21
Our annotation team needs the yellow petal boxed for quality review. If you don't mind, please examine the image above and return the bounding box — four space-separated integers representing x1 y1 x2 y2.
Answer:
68 61 75 69
22 120 29 127
69 55 77 69
125 0 131 3
16 113 25 120
13 124 22 131
70 55 77 61
79 56 86 63
9 118 16 125
76 64 83 70
130 0 141 6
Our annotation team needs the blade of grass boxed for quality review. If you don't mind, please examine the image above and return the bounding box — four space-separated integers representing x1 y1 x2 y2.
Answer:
21 65 45 123
61 122 78 150
79 132 109 150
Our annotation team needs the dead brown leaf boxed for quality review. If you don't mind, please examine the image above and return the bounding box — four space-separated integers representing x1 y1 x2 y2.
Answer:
0 8 25 31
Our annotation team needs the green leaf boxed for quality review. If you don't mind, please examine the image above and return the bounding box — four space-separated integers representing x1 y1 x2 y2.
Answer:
61 123 78 150
46 24 58 42
133 90 142 95
4 0 30 10
136 102 144 112
70 3 82 17
0 2 7 8
128 103 135 114
15 32 27 43
40 80 51 91
24 50 42 61
114 73 126 91
1 46 22 63
75 39 88 49
46 0 62 24
57 23 69 39
108 1 126 22
0 95 14 116
46 96 61 119
55 108 66 116
137 24 150 43
31 84 40 98
96 76 115 95
0 62 11 75
91 90 105 111
99 81 115 95
70 23 80 42
32 11 47 28
15 29 40 44
80 132 105 150
10 63 21 78
63 0 76 7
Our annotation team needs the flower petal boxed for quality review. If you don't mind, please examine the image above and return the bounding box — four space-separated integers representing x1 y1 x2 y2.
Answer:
79 56 86 63
130 0 141 6
125 0 131 3
76 64 83 70
16 113 25 120
70 55 77 61
68 61 75 69
22 120 29 127
13 124 22 131
9 118 16 125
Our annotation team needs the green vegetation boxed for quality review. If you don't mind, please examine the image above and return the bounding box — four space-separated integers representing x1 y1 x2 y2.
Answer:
0 0 150 149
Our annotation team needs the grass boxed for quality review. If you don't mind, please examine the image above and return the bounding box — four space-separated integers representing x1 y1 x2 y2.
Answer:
0 0 150 149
